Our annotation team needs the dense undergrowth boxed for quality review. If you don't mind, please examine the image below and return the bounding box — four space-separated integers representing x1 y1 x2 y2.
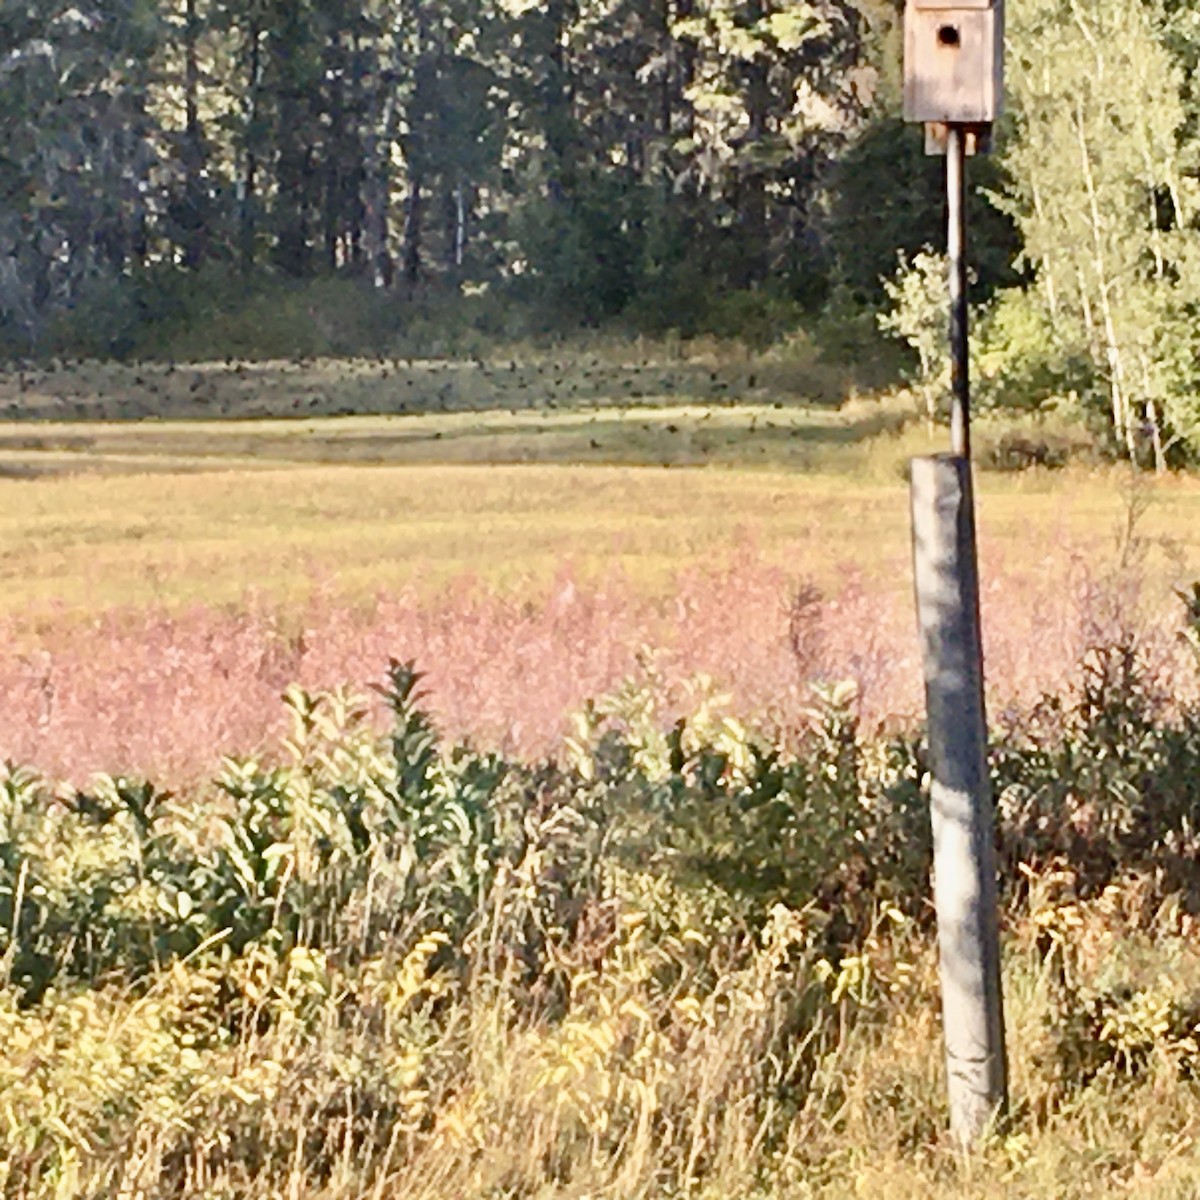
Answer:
6 635 1200 1197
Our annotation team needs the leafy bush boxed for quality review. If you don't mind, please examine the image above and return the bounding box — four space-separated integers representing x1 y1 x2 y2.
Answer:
877 248 950 427
0 656 923 1196
688 289 809 351
6 623 1200 1196
973 286 1098 413
567 673 928 942
992 633 1200 903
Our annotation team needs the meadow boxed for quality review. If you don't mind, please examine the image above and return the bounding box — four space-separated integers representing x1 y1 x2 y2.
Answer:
5 352 1200 1198
0 358 1197 781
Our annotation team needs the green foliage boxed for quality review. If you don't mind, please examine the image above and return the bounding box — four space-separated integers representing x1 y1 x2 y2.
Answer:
807 285 909 387
567 668 929 939
993 632 1200 902
878 259 1110 436
0 662 509 999
824 117 1019 306
693 289 809 350
0 654 924 1010
877 248 949 424
999 0 1200 464
10 616 1200 1009
8 635 1200 1193
134 270 404 361
26 0 1200 425
973 286 1099 413
512 176 651 322
0 0 892 361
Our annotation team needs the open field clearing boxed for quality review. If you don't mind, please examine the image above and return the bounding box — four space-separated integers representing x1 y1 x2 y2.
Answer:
0 356 1191 620
0 402 913 474
1 449 1196 783
0 450 1197 617
0 361 1196 782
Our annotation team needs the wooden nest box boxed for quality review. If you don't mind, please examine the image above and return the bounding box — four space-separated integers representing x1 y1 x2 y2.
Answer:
904 0 1003 131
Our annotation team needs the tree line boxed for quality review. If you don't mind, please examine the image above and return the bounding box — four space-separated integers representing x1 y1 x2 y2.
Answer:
3 0 1200 460
0 0 898 328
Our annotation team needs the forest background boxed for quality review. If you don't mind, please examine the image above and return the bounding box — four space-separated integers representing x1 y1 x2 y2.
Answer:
5 0 1200 465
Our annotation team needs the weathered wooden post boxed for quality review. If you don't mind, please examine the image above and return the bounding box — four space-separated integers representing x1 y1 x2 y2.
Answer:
903 0 1008 1147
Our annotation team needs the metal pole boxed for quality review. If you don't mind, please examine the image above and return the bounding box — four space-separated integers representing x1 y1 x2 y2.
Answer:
911 455 1007 1145
947 125 970 458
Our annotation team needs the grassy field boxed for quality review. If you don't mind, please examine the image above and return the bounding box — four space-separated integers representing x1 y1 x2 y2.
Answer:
0 429 1197 620
0 355 1196 622
0 350 843 423
4 355 1197 784
0 402 913 473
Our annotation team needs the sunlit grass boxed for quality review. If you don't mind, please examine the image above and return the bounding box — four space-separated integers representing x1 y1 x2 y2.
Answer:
7 666 1200 1199
2 446 1200 621
6 371 1192 783
0 401 910 473
2 357 1198 682
0 345 850 423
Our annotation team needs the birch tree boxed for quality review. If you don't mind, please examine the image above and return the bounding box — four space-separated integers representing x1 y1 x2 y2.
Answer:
1000 0 1200 467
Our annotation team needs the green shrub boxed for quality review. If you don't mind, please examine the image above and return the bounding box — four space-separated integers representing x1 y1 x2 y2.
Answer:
7 632 1200 1195
973 286 1098 413
877 247 949 428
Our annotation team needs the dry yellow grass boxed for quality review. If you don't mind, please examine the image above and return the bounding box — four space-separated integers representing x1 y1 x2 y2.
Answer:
0 460 889 615
0 403 908 474
0 358 1197 623
2 450 1199 622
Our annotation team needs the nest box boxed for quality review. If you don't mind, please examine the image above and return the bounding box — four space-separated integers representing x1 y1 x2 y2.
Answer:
903 0 1003 126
